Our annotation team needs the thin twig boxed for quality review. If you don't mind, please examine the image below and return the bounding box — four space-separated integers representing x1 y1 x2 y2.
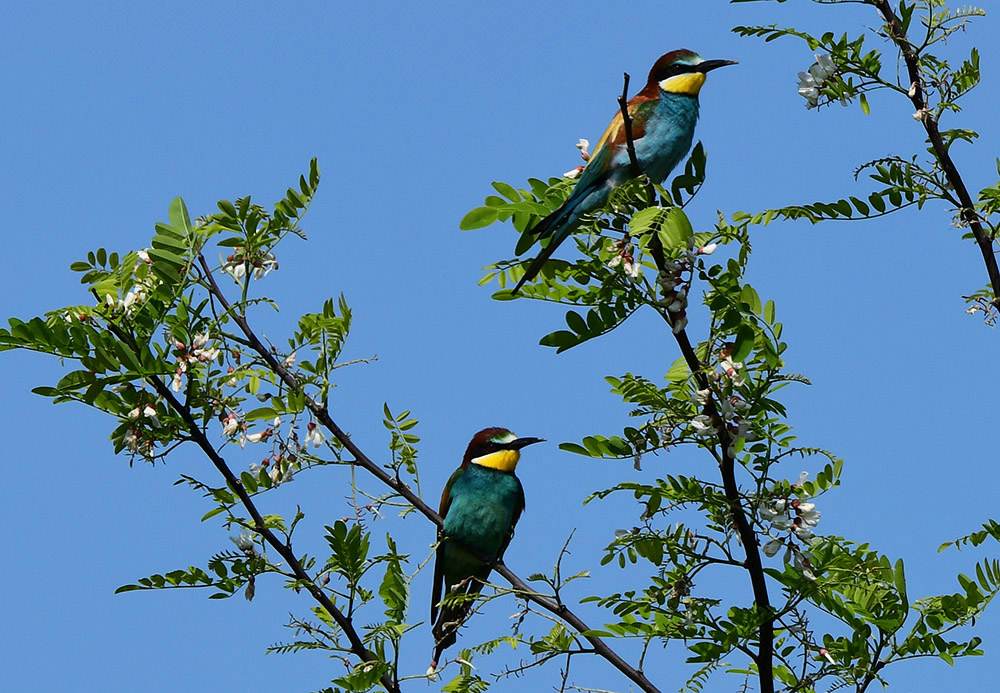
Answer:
196 254 663 693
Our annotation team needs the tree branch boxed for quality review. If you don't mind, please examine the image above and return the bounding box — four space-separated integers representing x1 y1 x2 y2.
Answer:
197 254 662 693
874 0 1000 306
616 87 775 692
100 319 399 693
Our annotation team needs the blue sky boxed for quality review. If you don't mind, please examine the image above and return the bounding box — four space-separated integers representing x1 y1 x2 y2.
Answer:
2 1 998 691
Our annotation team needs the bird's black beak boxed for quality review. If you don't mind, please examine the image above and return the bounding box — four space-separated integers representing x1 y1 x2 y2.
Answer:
697 59 738 73
508 437 545 450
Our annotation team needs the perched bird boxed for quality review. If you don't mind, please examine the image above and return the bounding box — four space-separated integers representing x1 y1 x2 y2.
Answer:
513 50 737 293
430 427 544 668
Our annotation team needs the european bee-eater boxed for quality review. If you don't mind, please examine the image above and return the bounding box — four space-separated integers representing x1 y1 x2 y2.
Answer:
430 427 544 667
513 50 736 293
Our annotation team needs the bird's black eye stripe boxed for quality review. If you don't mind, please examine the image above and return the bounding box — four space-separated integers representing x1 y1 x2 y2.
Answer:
656 64 698 81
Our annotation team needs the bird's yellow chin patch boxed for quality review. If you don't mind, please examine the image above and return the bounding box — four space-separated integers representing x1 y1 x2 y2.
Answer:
660 72 706 95
471 449 520 473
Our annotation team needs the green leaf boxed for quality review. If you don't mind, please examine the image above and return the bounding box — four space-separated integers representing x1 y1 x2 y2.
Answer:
732 324 755 362
740 284 762 315
460 206 499 230
657 207 694 250
168 197 193 236
201 507 226 522
665 356 690 382
245 407 278 421
859 92 870 115
491 181 520 202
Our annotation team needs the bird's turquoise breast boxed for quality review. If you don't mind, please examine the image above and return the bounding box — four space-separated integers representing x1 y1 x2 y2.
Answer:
633 94 700 183
443 465 523 559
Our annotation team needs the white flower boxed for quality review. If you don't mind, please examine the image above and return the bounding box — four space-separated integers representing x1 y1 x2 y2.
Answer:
623 259 641 280
123 428 139 452
608 255 622 269
813 53 836 81
672 316 688 334
794 526 815 541
793 471 809 487
770 512 795 532
690 414 713 435
269 461 295 485
171 371 184 392
563 165 584 179
693 388 711 407
222 414 239 437
798 55 836 110
192 332 209 349
796 501 822 527
231 530 255 551
305 422 325 448
794 549 816 581
198 347 219 362
283 352 297 368
719 397 735 419
272 416 282 428
797 72 820 109
697 243 718 255
721 357 745 387
243 431 264 445
736 420 751 439
223 259 247 281
122 291 138 311
575 138 590 160
762 538 784 557
253 252 278 279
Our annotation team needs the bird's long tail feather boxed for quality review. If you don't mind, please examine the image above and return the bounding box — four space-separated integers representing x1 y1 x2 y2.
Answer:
512 205 582 294
430 575 488 668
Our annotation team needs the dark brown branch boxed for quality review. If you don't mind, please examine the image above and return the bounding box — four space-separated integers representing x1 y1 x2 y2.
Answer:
616 94 775 691
874 0 1000 306
100 320 399 693
618 73 641 178
618 73 657 206
197 254 662 693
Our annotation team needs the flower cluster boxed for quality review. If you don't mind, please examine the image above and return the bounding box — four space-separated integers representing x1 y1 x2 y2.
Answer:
249 454 296 486
122 397 162 456
221 247 278 282
797 54 837 109
688 384 752 458
717 342 745 389
95 249 164 319
608 239 642 280
170 332 221 392
657 240 717 334
760 472 822 580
